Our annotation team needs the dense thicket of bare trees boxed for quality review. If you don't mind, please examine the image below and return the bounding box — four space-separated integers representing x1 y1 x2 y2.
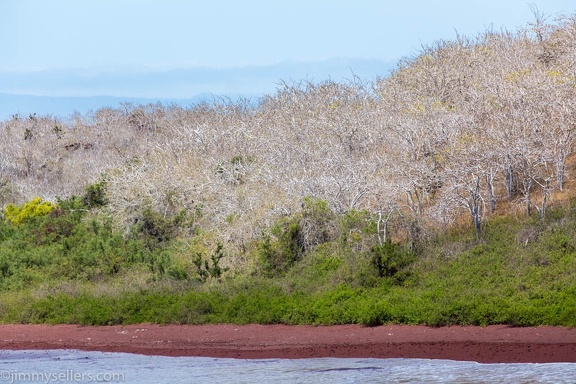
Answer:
1 14 575 257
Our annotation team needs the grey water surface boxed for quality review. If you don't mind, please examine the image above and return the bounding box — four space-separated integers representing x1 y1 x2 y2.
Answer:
1 349 575 384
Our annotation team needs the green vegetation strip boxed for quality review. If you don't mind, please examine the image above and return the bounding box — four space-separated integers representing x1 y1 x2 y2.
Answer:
0 189 575 327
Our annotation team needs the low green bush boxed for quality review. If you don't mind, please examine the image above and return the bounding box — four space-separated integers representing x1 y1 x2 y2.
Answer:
370 241 414 283
192 242 229 282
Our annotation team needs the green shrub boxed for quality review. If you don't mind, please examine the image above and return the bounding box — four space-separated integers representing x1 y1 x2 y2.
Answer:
192 242 229 282
258 198 339 277
370 241 414 283
338 209 375 246
258 221 303 276
83 180 108 208
131 207 186 249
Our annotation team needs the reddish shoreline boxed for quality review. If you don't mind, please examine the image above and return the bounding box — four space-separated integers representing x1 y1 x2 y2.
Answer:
1 324 575 363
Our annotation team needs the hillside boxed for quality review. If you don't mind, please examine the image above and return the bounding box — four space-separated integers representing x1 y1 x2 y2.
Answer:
0 14 575 326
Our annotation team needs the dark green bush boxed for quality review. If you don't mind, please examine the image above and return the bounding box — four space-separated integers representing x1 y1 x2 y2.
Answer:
83 180 108 208
258 198 340 277
370 241 414 283
192 242 229 282
258 220 303 277
131 207 186 249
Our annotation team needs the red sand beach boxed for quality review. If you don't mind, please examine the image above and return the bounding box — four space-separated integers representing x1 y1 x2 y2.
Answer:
1 324 575 363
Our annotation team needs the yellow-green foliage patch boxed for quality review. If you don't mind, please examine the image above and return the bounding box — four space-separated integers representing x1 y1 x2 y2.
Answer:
4 197 55 225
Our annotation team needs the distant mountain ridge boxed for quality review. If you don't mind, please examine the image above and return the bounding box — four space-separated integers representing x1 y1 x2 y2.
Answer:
0 93 222 120
0 58 395 120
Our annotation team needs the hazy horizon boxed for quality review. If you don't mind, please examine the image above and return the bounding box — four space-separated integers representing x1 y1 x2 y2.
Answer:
2 0 575 119
0 58 395 119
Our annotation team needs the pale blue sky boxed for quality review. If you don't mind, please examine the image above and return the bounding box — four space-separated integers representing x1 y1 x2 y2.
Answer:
2 0 575 71
0 0 575 112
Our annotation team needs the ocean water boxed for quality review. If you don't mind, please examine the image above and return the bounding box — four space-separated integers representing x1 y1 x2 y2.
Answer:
1 350 575 384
